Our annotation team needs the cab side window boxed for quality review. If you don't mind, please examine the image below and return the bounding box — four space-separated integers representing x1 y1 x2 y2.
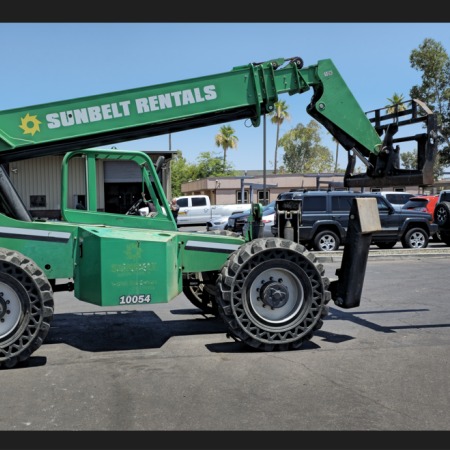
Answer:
303 196 326 212
331 195 355 212
192 197 207 207
377 197 390 212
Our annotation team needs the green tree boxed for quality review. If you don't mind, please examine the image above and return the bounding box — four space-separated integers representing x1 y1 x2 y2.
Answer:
409 38 450 167
214 125 238 166
401 149 444 180
170 150 197 197
332 137 339 173
194 151 236 178
170 150 237 197
386 93 407 113
279 120 334 173
269 100 291 174
400 150 417 169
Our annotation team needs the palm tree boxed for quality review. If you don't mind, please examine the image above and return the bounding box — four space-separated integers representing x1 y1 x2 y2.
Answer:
333 137 339 173
269 100 291 174
215 125 238 166
386 93 407 114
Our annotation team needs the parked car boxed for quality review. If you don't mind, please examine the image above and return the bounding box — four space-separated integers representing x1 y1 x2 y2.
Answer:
434 190 450 228
227 201 275 235
402 195 440 241
206 215 230 232
402 195 438 215
271 190 438 251
378 191 416 210
433 190 450 246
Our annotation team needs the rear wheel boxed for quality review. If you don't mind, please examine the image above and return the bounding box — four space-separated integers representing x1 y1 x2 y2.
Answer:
0 248 54 369
183 271 219 315
216 238 331 351
401 228 429 249
313 230 340 252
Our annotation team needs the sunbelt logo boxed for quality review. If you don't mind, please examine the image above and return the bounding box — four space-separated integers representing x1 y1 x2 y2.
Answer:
19 113 42 136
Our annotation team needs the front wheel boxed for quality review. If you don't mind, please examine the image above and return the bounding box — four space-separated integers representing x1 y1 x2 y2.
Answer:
0 248 54 369
401 228 429 249
313 230 340 252
216 238 331 351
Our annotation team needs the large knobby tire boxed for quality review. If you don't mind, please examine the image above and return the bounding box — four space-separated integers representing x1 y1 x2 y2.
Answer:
0 248 54 369
216 237 331 351
182 229 243 315
313 230 340 252
401 227 429 249
434 201 450 228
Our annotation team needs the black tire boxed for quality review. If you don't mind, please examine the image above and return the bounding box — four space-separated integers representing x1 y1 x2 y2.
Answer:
438 230 450 246
0 248 54 369
434 202 450 228
216 237 331 351
182 229 242 314
432 231 442 243
401 227 429 249
183 271 219 315
375 242 396 249
313 230 340 252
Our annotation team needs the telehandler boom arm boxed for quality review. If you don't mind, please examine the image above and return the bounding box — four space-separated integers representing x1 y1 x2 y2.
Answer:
1 57 435 187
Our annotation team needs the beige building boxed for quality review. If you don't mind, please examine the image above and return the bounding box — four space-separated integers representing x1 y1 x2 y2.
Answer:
6 154 450 219
180 170 450 206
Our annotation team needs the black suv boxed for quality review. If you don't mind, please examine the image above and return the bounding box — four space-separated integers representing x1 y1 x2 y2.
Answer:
271 190 438 251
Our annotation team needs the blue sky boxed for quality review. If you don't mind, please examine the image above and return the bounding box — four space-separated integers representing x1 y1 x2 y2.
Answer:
1 22 450 171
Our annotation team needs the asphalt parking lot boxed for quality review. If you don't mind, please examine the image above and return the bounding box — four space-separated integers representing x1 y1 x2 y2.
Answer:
1 234 449 449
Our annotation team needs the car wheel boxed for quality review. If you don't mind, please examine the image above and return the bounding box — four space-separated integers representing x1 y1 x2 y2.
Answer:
376 242 396 249
313 230 340 252
434 201 450 228
401 227 429 249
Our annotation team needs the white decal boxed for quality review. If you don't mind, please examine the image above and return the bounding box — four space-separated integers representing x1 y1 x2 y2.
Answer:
119 294 152 305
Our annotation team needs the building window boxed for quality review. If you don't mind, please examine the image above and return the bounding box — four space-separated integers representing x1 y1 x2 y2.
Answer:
257 190 270 204
236 190 249 203
30 195 46 208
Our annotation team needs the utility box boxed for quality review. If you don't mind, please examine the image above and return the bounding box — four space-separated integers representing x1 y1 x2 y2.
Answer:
276 199 302 243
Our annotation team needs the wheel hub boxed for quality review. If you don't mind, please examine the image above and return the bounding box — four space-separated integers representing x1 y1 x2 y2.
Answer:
0 294 8 320
259 280 289 309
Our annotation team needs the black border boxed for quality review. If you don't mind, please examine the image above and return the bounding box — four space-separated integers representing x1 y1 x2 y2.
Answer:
1 1 448 22
2 430 449 449
1 5 450 450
